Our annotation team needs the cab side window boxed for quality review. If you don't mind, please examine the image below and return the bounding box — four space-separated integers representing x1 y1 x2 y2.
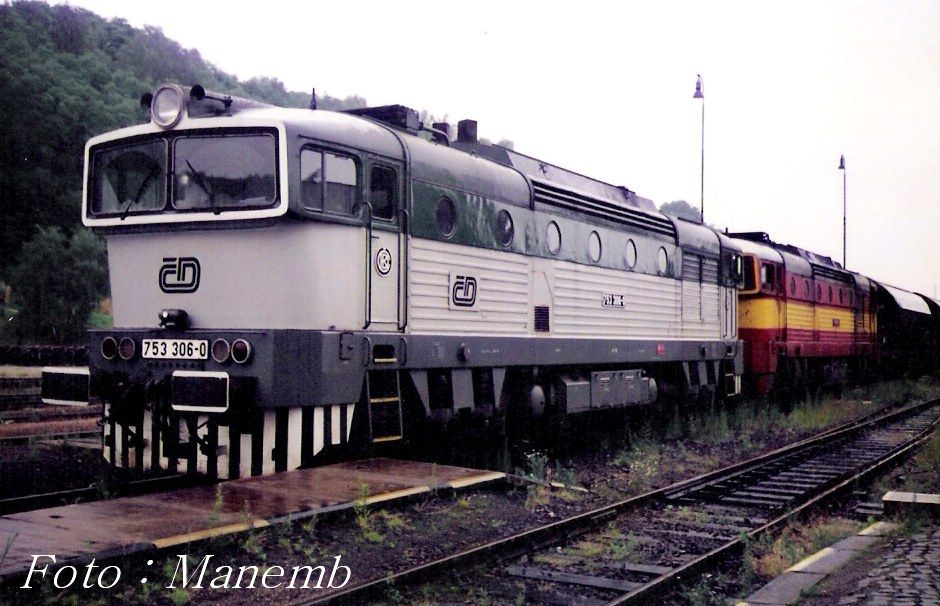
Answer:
760 263 776 291
301 149 358 215
742 256 757 291
370 165 398 220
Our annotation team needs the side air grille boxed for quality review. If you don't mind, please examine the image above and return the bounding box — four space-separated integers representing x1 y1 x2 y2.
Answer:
534 306 550 332
682 254 720 284
532 180 676 239
812 264 853 284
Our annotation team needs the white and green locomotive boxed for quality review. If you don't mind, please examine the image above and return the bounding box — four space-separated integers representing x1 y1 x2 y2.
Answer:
42 84 744 478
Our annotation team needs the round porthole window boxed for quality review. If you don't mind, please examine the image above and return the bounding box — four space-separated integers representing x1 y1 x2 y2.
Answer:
547 221 561 255
588 231 602 263
624 239 637 269
657 247 669 275
495 209 514 247
435 197 456 238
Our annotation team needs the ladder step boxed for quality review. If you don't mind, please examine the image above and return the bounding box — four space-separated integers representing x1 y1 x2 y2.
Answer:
372 435 402 443
366 368 403 444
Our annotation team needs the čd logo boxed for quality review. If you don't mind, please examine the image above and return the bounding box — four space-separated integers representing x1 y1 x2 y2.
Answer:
160 257 201 293
451 275 477 307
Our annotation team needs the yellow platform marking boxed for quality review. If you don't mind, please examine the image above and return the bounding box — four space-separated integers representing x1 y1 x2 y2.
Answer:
858 521 899 536
354 486 429 507
786 546 836 572
152 519 270 549
448 471 507 489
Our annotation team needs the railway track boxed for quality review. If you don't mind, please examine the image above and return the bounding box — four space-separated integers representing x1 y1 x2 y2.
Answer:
0 473 202 516
303 398 940 606
0 419 99 445
0 402 100 420
0 393 41 410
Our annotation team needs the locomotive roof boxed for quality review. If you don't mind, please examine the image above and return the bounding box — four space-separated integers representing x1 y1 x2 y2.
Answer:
672 218 721 255
777 249 813 277
126 86 746 247
405 136 532 207
728 235 783 263
877 283 932 315
451 141 659 213
728 231 852 281
277 107 535 206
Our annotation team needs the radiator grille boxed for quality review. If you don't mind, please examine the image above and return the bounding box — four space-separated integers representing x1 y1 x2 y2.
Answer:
532 180 676 239
534 305 550 332
812 264 853 284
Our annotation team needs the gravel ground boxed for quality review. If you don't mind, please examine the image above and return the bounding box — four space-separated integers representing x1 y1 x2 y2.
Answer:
1 380 936 606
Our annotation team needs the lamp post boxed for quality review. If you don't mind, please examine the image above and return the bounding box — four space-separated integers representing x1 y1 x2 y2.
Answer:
693 75 705 223
839 155 846 268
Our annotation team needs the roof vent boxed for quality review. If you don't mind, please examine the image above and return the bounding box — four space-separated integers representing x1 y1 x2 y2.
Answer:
432 122 451 139
457 119 478 143
345 104 420 131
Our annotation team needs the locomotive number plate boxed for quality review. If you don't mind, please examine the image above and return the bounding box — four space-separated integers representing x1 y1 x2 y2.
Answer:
142 339 208 360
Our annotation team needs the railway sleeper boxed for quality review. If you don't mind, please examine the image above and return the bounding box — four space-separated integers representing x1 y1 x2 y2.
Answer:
747 484 807 496
716 494 790 509
507 565 643 593
650 516 755 534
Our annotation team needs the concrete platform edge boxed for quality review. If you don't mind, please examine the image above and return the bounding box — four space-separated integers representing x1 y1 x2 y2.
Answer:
736 521 899 606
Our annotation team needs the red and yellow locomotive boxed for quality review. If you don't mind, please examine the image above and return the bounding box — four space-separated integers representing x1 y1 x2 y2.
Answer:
731 232 876 396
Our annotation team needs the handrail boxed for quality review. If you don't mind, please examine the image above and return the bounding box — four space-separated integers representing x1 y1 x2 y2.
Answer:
399 208 409 331
362 202 373 330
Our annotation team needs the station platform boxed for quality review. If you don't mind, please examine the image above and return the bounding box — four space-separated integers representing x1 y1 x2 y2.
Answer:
0 458 505 580
739 515 939 605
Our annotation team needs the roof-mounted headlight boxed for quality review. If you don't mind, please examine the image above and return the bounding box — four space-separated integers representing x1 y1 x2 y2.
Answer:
150 84 185 129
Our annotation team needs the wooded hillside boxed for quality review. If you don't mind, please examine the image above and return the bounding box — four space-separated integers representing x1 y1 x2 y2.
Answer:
0 1 367 342
0 0 365 278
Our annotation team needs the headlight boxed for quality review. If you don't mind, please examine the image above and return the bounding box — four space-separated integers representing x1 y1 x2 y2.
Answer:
231 339 252 364
101 336 117 360
211 338 231 364
118 337 136 361
151 84 185 129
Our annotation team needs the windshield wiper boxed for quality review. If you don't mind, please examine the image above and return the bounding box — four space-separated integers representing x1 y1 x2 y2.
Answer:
185 159 220 215
120 164 159 220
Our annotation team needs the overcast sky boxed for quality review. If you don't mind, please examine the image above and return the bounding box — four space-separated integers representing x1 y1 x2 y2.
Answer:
59 0 940 297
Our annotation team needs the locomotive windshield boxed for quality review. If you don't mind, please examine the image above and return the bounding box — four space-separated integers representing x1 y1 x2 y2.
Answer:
89 129 278 219
173 134 276 211
92 140 167 215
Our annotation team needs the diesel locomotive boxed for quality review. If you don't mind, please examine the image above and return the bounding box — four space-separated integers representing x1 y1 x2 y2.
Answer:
729 232 940 396
42 83 745 479
41 83 940 479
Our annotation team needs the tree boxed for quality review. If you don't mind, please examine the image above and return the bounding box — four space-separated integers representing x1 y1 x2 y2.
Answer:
8 226 108 344
659 200 702 222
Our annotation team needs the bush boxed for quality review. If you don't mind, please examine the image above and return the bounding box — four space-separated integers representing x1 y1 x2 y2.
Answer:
8 226 108 343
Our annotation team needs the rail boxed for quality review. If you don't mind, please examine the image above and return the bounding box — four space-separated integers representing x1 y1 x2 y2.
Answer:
297 397 939 605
